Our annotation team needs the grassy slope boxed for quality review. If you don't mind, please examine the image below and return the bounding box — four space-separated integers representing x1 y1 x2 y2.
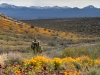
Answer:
21 17 100 36
0 14 100 56
21 18 100 58
0 14 86 51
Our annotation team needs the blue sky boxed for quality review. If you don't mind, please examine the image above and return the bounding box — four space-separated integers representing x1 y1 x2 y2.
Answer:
0 0 100 8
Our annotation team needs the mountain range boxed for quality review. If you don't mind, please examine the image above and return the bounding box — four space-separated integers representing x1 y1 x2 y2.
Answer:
0 3 100 20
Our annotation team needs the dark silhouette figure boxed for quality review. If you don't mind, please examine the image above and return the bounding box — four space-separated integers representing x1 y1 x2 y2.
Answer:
31 38 42 53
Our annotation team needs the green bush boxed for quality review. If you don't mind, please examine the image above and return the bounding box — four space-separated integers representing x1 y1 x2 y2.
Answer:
72 62 82 70
84 69 99 75
61 44 100 59
61 48 88 58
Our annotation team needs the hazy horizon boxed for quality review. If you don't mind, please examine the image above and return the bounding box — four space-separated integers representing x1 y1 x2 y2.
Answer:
0 0 100 8
0 3 99 9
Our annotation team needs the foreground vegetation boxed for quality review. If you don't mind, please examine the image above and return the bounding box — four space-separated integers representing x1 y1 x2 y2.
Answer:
0 42 100 75
0 42 99 75
0 55 100 75
61 43 100 59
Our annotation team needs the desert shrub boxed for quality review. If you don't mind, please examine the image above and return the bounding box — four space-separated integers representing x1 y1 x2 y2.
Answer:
61 43 100 59
6 52 23 64
61 48 88 58
0 37 3 40
88 70 98 75
61 48 75 57
72 62 82 71
0 53 8 65
84 69 98 75
31 26 34 28
48 30 51 32
81 43 100 59
44 28 47 31
48 42 56 46
45 49 62 58
88 49 100 59
53 36 57 40
15 41 23 45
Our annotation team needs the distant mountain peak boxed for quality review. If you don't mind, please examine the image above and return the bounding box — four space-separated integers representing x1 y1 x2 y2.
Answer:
0 3 17 8
30 6 71 9
52 6 71 9
83 5 97 9
1 3 8 5
0 3 9 7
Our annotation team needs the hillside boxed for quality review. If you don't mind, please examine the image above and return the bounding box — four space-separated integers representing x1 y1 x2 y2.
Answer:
0 13 100 54
21 18 100 36
0 13 84 51
0 13 78 39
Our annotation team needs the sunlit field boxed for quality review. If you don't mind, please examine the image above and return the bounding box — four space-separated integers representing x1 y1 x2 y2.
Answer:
0 14 100 75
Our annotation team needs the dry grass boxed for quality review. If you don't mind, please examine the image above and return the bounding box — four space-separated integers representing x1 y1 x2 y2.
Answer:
0 52 23 65
7 52 22 61
0 53 8 65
